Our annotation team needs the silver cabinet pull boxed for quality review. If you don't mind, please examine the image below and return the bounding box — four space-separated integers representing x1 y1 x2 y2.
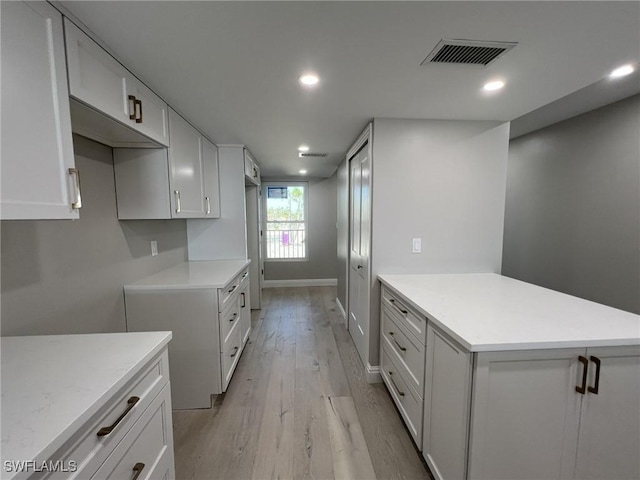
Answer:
68 168 82 209
205 196 211 214
135 98 143 123
388 371 405 397
174 190 181 213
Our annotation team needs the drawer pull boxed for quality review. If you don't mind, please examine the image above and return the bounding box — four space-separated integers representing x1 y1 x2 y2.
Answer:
388 332 407 352
229 312 238 322
228 285 238 294
132 462 145 480
576 356 589 395
241 292 246 308
174 190 181 213
588 356 601 394
230 346 239 358
388 371 405 397
135 99 143 123
128 95 137 120
389 298 408 315
97 396 140 437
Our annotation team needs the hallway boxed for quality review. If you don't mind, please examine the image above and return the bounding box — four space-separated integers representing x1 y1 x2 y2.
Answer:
172 286 431 479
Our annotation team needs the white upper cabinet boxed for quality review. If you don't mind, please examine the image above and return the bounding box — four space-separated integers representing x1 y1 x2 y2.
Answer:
244 149 260 185
202 139 221 218
64 19 169 147
168 109 206 218
1 1 79 220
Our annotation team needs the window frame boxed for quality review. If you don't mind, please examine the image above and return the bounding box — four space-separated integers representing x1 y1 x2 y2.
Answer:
263 181 309 262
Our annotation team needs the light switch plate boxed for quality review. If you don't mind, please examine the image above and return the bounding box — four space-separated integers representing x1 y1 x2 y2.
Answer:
412 238 421 253
151 240 158 256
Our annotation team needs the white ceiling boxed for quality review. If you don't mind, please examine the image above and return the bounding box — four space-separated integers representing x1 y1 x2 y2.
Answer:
59 1 640 178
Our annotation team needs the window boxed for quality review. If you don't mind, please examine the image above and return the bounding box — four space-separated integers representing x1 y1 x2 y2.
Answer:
264 183 307 260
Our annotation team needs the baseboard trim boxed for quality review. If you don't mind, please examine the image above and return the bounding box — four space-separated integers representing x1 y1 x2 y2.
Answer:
366 364 382 383
335 297 347 321
263 278 338 288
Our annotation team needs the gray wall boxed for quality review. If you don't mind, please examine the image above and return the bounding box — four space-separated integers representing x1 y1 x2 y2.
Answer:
264 175 338 281
367 118 510 366
1 135 188 336
336 159 349 312
503 95 640 314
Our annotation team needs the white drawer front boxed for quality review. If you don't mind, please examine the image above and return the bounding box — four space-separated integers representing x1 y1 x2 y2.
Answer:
220 299 241 345
381 344 423 447
221 321 242 391
382 286 426 345
91 383 175 480
42 350 169 480
382 305 425 393
218 277 240 312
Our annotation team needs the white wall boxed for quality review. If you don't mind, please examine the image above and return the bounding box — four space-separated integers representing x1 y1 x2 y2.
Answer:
263 175 338 282
367 118 510 366
1 135 188 336
187 145 248 260
504 95 639 314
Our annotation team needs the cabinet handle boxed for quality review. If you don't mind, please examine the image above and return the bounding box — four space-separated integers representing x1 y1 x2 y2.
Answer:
241 292 246 308
576 356 589 395
388 371 405 397
97 396 140 437
205 196 211 214
389 298 408 315
228 285 238 294
135 99 143 123
131 462 145 480
174 190 181 213
229 312 237 322
588 356 601 394
68 168 82 209
230 346 239 358
388 332 407 352
128 95 137 120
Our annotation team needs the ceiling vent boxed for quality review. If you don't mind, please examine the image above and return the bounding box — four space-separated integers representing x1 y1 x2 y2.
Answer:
298 152 328 158
421 39 517 67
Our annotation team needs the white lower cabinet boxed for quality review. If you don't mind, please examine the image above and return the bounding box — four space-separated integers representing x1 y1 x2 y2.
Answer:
422 323 640 480
1 1 78 220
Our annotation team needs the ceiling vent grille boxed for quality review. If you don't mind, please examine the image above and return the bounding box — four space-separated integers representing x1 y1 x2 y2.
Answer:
298 152 328 158
421 39 517 67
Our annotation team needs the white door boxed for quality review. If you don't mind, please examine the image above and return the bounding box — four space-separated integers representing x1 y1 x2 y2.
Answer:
1 1 78 220
348 144 371 364
574 345 640 480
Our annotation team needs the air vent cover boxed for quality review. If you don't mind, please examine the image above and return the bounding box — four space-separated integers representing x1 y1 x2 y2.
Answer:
298 152 328 158
422 39 517 67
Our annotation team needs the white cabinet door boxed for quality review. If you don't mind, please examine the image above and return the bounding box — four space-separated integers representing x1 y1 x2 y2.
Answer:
65 19 129 125
202 139 221 217
244 150 260 185
168 109 205 218
574 346 640 480
1 1 78 220
239 275 251 345
468 349 584 480
126 75 170 147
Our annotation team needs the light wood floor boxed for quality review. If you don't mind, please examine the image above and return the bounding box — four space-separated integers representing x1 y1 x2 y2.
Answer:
172 286 432 480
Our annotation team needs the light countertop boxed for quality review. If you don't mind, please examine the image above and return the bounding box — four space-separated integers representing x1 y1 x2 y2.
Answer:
378 273 640 352
124 259 250 291
1 331 172 480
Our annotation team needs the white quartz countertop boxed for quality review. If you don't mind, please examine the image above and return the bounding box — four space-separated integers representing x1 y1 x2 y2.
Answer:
124 259 250 291
1 331 172 480
378 273 640 352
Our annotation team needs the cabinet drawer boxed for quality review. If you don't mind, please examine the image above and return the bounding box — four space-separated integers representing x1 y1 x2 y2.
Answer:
91 383 174 480
42 350 169 480
220 299 241 345
218 277 241 312
221 321 242 391
382 305 425 393
382 286 426 344
238 269 249 288
381 344 423 447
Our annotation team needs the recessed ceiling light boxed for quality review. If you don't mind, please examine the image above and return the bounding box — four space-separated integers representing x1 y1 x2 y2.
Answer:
483 80 505 91
299 73 319 86
299 170 307 175
298 145 310 152
609 64 634 78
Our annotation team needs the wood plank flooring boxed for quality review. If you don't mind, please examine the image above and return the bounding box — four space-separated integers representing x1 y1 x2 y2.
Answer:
172 286 432 480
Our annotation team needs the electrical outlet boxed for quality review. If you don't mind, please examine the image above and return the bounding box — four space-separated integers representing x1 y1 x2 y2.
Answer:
412 238 422 254
151 240 158 256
